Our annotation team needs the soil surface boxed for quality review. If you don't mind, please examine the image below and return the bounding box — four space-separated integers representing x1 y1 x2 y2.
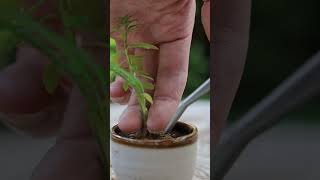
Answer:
116 125 187 140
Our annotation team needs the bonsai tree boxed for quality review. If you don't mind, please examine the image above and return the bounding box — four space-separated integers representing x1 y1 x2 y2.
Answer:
110 15 159 137
0 0 109 179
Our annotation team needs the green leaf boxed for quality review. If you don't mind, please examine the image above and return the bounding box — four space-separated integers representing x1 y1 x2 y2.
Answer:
123 81 129 91
144 93 153 104
43 63 62 94
129 55 143 61
131 63 143 72
139 74 154 81
110 71 116 81
142 82 154 90
128 42 159 50
110 38 116 47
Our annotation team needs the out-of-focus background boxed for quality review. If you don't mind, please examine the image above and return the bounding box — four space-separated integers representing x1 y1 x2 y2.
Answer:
225 0 320 180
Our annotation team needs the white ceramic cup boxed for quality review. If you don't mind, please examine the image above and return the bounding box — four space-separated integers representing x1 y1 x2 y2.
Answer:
111 122 198 180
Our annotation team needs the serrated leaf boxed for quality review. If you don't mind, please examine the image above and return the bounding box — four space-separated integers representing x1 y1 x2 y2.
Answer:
142 82 154 90
144 93 153 104
128 42 159 50
43 63 61 94
123 81 129 91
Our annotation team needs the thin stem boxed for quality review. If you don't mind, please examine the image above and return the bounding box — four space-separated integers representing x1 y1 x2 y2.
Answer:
121 21 148 131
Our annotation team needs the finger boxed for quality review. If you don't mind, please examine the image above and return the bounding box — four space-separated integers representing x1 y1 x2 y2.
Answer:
147 37 191 133
212 0 251 145
202 0 211 40
117 93 142 133
59 88 92 139
0 46 68 114
0 46 69 136
31 88 102 180
31 138 102 180
111 92 131 105
117 49 159 133
135 49 159 82
110 76 130 99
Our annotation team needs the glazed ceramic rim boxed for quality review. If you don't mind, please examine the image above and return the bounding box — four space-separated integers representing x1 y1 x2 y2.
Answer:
111 122 198 149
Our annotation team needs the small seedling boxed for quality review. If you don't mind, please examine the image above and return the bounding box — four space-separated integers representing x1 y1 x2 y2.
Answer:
110 15 159 136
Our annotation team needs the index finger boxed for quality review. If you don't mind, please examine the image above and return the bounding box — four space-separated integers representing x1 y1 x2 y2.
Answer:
147 37 192 132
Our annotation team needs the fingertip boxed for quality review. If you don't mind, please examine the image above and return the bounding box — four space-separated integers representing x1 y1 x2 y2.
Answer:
147 100 177 133
110 94 130 105
118 106 142 134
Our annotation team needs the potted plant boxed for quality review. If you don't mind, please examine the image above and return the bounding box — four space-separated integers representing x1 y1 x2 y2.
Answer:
110 15 198 180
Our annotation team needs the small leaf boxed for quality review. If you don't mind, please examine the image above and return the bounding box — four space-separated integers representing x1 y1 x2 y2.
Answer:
128 42 159 50
131 63 143 72
139 74 154 81
142 82 154 90
144 93 153 104
43 63 61 94
110 71 116 81
129 55 143 61
123 81 129 91
110 38 116 47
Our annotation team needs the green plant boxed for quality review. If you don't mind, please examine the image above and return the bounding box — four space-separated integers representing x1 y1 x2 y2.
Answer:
110 15 158 136
0 0 109 179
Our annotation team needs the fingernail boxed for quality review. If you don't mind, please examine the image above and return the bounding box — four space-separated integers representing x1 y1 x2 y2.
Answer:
147 121 166 134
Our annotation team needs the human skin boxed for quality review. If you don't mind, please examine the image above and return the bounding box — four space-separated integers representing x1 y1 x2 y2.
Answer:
110 0 196 133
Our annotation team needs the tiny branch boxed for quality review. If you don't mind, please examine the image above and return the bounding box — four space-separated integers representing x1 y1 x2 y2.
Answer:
213 51 320 180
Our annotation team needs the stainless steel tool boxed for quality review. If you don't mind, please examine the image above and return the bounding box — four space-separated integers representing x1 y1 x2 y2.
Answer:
164 78 211 133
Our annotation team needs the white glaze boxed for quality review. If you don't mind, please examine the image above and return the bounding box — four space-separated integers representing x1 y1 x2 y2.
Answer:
111 140 197 180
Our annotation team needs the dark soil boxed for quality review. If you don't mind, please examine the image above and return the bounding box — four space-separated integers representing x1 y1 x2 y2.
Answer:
115 122 192 140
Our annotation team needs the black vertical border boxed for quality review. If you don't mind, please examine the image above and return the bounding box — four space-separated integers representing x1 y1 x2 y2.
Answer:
105 0 110 179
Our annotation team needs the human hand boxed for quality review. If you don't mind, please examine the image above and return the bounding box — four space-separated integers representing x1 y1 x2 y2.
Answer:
110 0 196 133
